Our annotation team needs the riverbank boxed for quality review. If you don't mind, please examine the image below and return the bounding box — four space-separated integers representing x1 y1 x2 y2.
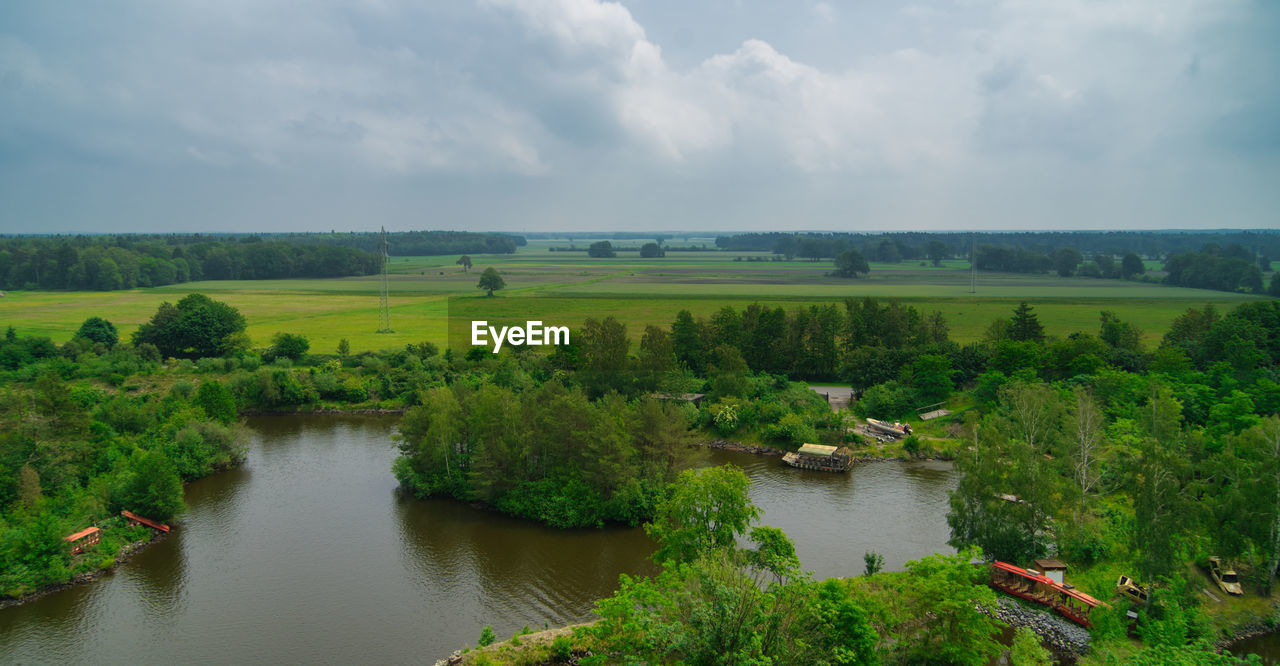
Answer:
0 531 166 611
435 622 599 665
698 437 956 464
1218 604 1280 656
990 596 1090 661
239 407 406 415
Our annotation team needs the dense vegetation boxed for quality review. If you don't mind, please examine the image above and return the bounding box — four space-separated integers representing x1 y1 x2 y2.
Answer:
1164 250 1266 293
0 325 242 597
586 465 1005 664
5 278 1280 662
394 385 692 528
0 235 379 291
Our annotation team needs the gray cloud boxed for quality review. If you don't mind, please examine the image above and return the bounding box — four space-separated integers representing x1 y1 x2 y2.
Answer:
0 0 1276 233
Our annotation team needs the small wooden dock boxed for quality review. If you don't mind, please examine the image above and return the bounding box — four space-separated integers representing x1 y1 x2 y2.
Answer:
122 510 171 533
916 402 951 421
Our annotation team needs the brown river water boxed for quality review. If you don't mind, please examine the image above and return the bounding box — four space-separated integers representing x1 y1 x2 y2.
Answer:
0 414 958 664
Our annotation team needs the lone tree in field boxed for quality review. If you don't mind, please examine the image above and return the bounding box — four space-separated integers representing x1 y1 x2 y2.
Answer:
456 255 472 272
477 267 506 296
832 249 870 278
588 241 616 258
640 242 664 258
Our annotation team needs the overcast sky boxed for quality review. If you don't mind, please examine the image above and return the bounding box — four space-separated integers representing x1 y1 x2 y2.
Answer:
1 0 1277 234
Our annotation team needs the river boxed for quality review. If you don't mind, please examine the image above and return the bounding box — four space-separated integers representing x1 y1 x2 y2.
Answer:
0 414 957 663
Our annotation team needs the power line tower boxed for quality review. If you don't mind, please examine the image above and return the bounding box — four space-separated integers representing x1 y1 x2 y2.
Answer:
969 234 977 294
377 227 393 333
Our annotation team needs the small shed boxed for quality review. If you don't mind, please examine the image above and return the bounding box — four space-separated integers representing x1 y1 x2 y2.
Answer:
1033 558 1068 585
64 526 101 554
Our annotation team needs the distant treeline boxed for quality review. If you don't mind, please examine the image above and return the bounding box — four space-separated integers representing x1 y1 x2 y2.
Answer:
1164 250 1267 293
548 245 709 252
0 236 379 291
717 231 1277 294
275 230 524 255
715 230 1280 262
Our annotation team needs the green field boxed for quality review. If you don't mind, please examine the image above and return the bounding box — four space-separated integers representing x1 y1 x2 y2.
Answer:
0 246 1268 354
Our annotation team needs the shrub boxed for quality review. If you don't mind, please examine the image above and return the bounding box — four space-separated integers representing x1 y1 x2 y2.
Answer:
550 635 574 661
196 357 224 373
764 412 817 445
270 332 310 361
853 381 915 420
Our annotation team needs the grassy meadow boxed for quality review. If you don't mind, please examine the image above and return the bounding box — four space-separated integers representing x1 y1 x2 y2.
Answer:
0 243 1269 354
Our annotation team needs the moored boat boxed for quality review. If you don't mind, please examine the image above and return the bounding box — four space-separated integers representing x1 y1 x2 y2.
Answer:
865 418 912 439
782 443 852 472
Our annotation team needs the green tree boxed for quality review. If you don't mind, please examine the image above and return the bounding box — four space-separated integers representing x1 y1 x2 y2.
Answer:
477 267 506 296
636 325 676 390
336 338 350 357
670 309 707 375
1223 417 1280 594
196 380 238 424
927 240 949 266
132 293 247 358
1122 253 1146 279
646 465 759 565
456 255 472 272
1133 389 1193 583
1100 310 1143 352
863 550 884 576
75 316 119 347
588 241 616 258
270 332 310 361
832 249 870 278
478 625 496 646
579 316 631 398
949 385 1067 563
1009 301 1045 343
115 449 185 522
639 242 663 258
906 353 955 403
1010 626 1053 666
901 548 1004 665
1054 247 1083 277
708 345 750 399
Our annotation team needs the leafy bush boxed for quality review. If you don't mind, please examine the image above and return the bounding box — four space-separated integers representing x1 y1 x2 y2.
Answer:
270 332 310 361
764 413 817 445
853 381 916 420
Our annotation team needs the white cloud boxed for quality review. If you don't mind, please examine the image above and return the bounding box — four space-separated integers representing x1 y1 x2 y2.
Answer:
489 0 977 171
1 0 1275 232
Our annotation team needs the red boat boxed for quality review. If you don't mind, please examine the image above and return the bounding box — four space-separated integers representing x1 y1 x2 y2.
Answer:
989 561 1107 627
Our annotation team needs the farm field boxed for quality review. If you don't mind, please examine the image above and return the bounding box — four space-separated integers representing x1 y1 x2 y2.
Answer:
0 246 1268 353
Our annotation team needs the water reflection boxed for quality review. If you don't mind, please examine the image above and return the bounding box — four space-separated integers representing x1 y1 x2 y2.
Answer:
0 415 958 663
